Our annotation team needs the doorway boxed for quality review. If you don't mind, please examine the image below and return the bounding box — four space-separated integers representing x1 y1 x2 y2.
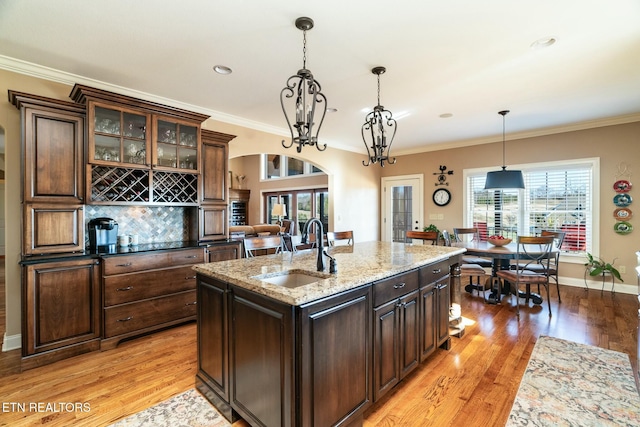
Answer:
381 174 423 242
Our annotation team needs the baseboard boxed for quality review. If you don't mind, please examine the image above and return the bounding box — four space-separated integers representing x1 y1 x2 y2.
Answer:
559 275 637 295
2 332 21 352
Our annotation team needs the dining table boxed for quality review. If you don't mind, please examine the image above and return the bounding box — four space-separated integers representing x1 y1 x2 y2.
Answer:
452 240 556 305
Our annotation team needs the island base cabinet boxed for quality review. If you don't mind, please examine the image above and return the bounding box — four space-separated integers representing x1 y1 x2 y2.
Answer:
231 287 294 427
196 276 239 423
298 286 372 427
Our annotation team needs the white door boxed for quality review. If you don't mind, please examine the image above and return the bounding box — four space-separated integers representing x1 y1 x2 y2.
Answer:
381 175 423 242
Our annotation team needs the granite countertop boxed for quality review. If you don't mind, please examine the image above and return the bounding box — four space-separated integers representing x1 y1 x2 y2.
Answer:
19 239 238 264
193 241 466 306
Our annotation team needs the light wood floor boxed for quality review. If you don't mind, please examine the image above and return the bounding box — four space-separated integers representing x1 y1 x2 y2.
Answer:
0 269 638 426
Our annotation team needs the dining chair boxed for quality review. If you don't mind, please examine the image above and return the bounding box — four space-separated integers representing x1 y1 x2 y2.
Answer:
522 230 565 302
496 235 555 318
243 235 283 257
406 230 439 245
326 230 354 246
453 227 493 268
443 230 488 300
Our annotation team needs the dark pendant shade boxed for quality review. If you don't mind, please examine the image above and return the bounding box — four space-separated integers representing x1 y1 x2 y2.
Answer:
484 168 525 189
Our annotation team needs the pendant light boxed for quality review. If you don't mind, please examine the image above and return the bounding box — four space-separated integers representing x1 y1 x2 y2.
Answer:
484 110 524 189
281 17 328 153
362 66 397 167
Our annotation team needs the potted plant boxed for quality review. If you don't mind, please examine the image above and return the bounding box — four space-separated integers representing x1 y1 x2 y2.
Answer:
584 252 624 282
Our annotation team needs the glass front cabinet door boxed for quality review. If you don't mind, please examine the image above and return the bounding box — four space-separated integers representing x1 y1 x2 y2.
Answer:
152 117 200 173
89 103 150 167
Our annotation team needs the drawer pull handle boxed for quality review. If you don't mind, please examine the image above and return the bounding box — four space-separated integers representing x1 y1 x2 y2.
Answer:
117 316 133 322
116 262 133 267
432 268 442 274
393 282 406 289
116 286 134 291
185 301 197 306
186 275 196 280
185 255 198 259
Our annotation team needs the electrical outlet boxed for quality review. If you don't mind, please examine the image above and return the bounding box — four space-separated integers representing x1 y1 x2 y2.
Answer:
429 214 437 220
437 214 444 220
619 266 626 274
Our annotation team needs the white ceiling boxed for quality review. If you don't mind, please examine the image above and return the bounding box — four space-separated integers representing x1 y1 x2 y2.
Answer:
1 0 640 155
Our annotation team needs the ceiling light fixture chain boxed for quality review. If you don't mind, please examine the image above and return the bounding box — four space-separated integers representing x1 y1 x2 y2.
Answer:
281 17 328 153
362 66 397 167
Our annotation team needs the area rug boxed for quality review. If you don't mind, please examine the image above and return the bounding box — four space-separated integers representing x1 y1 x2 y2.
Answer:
109 388 230 427
507 335 640 426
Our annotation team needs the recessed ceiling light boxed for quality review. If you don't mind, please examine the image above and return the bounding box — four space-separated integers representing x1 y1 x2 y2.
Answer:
327 107 338 113
530 37 556 49
213 65 232 75
439 113 453 118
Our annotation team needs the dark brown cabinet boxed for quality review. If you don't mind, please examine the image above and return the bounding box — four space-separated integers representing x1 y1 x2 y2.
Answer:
372 270 420 401
10 91 86 255
70 84 210 205
419 259 451 360
196 276 373 426
205 241 242 262
22 258 101 369
100 247 204 349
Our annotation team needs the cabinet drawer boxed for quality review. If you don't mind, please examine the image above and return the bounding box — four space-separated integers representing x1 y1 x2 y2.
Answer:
103 248 204 275
419 259 450 285
104 265 197 306
373 270 419 307
103 290 196 338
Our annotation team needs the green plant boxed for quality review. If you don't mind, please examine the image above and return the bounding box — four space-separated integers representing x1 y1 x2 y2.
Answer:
423 224 440 234
584 253 623 282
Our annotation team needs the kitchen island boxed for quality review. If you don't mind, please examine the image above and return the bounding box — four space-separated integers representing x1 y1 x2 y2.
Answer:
193 241 465 427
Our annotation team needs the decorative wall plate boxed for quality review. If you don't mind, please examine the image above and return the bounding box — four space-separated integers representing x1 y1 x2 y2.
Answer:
613 208 633 220
613 179 632 193
613 193 632 207
614 221 633 235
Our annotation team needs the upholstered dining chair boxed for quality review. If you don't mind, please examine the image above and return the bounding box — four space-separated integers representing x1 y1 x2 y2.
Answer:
522 230 565 302
453 227 493 268
496 235 555 318
243 235 283 257
326 230 354 246
443 230 488 300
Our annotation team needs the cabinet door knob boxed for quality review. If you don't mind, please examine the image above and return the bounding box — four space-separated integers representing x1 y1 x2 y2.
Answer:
116 262 133 267
393 282 406 289
117 316 133 322
185 275 196 280
184 255 198 259
432 268 441 274
116 286 134 291
185 301 197 306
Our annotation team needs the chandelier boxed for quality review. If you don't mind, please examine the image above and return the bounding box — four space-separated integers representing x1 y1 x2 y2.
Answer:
281 17 327 153
484 110 524 189
362 66 397 167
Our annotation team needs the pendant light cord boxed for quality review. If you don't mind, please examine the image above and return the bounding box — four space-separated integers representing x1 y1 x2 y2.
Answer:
499 110 509 169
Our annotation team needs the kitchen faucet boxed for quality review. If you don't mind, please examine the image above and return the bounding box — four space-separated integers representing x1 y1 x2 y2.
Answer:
302 218 325 271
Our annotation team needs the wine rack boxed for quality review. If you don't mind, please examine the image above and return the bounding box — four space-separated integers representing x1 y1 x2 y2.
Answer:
152 171 198 204
91 166 149 203
90 166 198 205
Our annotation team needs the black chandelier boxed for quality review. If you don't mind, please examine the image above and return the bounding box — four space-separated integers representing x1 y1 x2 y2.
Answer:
362 66 397 167
281 17 327 153
484 110 525 189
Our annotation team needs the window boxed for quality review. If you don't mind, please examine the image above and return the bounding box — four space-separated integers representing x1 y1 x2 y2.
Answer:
262 154 325 180
465 158 598 259
264 188 329 235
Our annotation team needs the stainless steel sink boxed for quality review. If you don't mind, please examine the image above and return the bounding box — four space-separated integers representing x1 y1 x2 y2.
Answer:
253 270 331 288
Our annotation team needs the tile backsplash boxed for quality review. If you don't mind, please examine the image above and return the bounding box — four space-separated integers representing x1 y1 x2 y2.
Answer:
84 205 193 246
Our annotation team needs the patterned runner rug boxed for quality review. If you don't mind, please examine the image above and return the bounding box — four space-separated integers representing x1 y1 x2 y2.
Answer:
507 335 640 426
109 389 230 427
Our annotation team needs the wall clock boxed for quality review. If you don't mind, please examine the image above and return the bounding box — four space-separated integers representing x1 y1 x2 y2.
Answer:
433 188 451 206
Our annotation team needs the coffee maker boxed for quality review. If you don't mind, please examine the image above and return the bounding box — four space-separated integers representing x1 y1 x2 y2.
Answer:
88 217 118 252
